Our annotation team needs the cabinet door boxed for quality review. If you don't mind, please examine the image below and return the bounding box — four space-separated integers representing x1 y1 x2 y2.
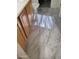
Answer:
25 0 32 26
19 8 30 36
17 19 27 40
17 24 26 49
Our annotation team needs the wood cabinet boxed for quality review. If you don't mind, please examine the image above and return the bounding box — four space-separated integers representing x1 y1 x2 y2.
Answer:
19 8 30 37
17 24 26 49
25 0 32 26
17 0 32 49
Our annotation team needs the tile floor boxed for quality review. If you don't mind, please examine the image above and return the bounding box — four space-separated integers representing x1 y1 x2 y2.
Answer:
24 8 61 59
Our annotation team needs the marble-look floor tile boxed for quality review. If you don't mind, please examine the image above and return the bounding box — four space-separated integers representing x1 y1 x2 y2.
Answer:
25 8 61 59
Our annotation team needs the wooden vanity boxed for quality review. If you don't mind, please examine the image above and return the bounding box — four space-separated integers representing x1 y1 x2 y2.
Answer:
17 0 32 49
